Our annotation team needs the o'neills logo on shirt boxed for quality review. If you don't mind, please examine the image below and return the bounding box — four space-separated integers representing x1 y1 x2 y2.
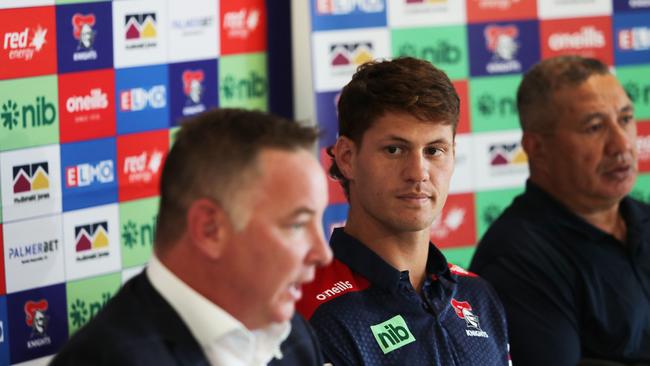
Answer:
315 280 353 301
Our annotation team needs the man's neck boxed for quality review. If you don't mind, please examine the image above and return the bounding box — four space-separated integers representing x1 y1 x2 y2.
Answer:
344 214 431 293
531 179 627 243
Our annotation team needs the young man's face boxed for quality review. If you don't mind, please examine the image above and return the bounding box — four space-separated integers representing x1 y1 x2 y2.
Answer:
536 74 637 210
222 148 332 329
344 111 455 235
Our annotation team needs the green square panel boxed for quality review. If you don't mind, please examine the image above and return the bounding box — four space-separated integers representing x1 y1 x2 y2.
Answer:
0 75 59 152
631 173 650 205
469 75 521 133
618 65 650 121
219 52 268 111
66 272 121 336
120 196 159 269
441 246 477 270
391 25 469 81
475 187 524 240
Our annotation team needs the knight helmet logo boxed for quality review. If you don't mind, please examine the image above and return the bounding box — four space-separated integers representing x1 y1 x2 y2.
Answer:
182 70 204 105
450 298 489 338
72 13 96 50
24 299 49 338
485 25 519 61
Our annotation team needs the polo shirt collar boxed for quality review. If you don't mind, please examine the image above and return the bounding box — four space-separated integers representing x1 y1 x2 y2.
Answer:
525 180 649 247
330 228 453 291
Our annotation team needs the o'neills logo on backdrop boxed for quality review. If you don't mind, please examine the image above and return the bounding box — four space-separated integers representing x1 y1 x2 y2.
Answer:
484 25 521 74
548 26 605 51
65 88 109 120
71 13 97 61
24 299 51 349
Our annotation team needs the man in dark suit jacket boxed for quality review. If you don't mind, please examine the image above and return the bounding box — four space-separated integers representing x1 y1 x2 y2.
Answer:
51 108 333 365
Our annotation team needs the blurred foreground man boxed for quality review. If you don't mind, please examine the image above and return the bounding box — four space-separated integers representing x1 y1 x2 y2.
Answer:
52 108 333 366
470 56 650 365
297 57 511 365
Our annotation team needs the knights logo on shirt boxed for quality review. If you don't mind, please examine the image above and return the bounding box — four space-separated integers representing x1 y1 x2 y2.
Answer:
451 298 489 338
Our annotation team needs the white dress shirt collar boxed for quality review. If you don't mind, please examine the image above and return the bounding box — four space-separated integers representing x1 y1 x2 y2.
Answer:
147 255 290 365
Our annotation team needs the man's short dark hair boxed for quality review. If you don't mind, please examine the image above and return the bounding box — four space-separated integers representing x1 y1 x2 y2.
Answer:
155 108 319 249
329 57 460 197
517 55 610 133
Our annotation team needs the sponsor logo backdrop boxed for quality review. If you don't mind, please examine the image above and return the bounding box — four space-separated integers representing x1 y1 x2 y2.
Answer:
0 0 267 363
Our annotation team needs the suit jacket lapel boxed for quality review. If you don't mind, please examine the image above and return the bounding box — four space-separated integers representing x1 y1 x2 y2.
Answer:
136 273 211 366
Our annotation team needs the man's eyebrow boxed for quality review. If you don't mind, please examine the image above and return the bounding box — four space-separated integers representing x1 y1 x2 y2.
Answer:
620 104 634 114
383 135 451 145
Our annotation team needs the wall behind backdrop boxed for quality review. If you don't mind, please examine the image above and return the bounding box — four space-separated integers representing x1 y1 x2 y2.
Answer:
0 0 649 365
295 0 650 269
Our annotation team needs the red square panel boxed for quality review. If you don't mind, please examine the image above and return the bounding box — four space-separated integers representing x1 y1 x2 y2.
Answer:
540 16 613 65
0 6 57 79
220 0 266 55
58 69 116 143
430 193 476 249
117 130 169 202
467 0 537 23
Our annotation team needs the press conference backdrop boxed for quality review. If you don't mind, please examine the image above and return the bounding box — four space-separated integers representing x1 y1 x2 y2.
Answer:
0 0 270 364
295 0 650 269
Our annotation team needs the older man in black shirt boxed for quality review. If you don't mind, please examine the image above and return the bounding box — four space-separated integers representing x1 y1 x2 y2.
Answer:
470 55 650 366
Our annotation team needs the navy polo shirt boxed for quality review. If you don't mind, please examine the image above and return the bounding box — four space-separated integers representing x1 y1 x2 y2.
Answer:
297 228 510 365
470 181 650 365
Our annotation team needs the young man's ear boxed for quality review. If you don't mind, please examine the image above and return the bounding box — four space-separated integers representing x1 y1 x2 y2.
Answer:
185 198 231 260
333 136 356 181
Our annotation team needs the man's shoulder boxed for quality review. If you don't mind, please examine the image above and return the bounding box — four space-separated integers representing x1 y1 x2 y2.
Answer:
51 273 188 365
296 258 370 321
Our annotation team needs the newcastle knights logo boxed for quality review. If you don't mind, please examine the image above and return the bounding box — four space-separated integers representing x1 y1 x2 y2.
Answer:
451 298 489 338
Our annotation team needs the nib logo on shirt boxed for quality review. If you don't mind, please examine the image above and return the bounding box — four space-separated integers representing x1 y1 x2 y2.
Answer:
450 299 489 338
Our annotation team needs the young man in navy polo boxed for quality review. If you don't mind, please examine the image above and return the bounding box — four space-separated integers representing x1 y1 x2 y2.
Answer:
297 57 511 365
